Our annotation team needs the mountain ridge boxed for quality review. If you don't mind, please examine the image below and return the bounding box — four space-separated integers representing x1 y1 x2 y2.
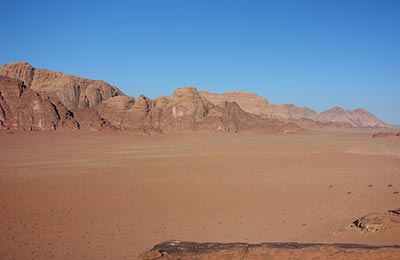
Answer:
0 62 388 132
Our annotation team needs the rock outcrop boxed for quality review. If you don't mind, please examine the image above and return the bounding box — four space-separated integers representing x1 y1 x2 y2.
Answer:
0 62 124 109
283 104 319 121
0 76 79 130
350 208 400 234
138 240 400 260
97 96 136 129
97 87 301 133
199 91 290 119
70 108 111 131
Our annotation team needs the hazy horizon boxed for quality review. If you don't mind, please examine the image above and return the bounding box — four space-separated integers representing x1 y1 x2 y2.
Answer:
1 0 399 124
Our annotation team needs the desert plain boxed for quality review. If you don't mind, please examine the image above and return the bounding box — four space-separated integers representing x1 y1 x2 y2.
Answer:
1 129 400 259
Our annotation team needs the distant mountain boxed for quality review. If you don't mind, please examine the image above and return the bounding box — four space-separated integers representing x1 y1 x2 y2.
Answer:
0 62 388 132
283 104 319 121
199 91 290 119
282 104 387 128
318 107 386 127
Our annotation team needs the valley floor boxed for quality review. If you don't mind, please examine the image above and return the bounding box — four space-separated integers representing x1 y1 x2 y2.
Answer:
0 129 399 259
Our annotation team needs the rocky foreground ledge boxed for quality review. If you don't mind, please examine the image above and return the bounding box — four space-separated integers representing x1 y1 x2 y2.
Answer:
138 240 400 260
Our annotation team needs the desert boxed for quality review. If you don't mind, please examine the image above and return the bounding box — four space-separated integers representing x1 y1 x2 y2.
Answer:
1 128 400 259
0 61 399 259
1 1 399 258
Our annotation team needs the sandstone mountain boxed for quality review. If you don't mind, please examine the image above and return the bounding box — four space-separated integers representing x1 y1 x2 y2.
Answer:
0 62 388 132
0 62 124 109
200 92 387 128
283 104 319 121
318 107 386 127
97 87 300 133
0 62 300 133
199 91 290 119
0 76 79 130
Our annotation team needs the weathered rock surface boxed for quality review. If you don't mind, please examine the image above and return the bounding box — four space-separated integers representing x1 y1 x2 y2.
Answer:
0 62 388 132
199 91 387 128
97 96 136 129
70 108 111 131
350 208 400 234
0 76 79 130
97 87 300 133
318 107 386 127
160 87 215 131
199 91 291 119
283 104 319 121
0 62 35 87
138 240 400 260
0 62 124 109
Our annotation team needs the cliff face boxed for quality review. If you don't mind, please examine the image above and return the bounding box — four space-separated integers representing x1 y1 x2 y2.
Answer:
283 104 319 121
0 61 388 132
0 76 79 130
199 91 291 119
0 62 124 109
96 87 300 133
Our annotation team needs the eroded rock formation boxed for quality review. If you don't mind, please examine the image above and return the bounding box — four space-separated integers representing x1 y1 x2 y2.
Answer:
199 91 291 119
283 104 319 121
0 76 79 130
97 87 300 133
0 62 124 109
350 208 400 234
0 61 389 132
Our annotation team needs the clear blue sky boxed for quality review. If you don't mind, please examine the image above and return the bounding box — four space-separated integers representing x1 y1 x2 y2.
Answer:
1 0 399 124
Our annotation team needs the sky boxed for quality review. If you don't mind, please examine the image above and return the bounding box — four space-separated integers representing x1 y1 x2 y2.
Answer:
0 0 399 125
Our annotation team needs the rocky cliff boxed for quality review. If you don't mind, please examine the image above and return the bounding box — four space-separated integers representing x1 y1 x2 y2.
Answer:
0 76 79 130
199 91 291 119
0 62 124 109
97 87 300 133
0 61 388 132
283 104 319 121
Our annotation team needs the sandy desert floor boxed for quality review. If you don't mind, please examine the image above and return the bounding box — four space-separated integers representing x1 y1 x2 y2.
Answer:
0 129 399 259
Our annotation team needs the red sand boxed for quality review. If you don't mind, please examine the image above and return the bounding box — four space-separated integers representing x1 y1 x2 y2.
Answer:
0 130 399 259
